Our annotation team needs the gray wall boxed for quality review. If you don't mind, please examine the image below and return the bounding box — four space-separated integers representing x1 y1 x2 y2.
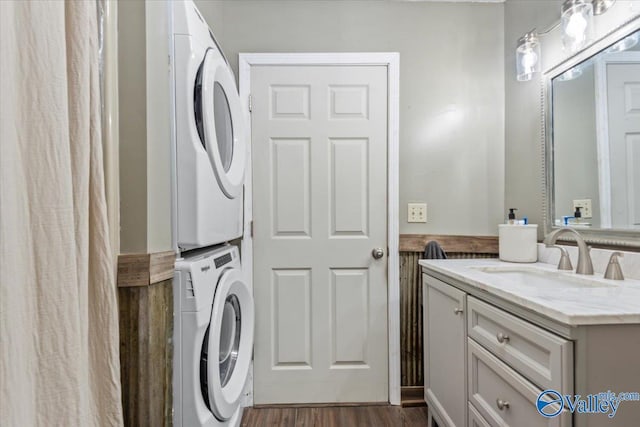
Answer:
119 0 148 253
118 1 174 253
197 0 505 236
504 0 561 237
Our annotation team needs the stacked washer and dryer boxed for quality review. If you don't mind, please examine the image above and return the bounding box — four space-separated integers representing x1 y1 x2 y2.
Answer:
171 1 254 426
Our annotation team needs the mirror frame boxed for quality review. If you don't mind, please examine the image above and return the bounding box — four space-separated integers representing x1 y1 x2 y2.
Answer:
542 16 640 248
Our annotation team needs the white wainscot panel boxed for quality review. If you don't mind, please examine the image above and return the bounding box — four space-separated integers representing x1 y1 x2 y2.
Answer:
271 269 312 369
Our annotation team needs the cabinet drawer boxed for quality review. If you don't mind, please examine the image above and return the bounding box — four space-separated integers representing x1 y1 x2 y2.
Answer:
467 296 572 393
468 403 491 427
468 339 570 427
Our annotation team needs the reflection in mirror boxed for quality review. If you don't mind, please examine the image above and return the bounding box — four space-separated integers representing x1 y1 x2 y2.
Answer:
551 28 640 232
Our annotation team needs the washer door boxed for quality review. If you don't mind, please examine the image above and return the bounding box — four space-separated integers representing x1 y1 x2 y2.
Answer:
201 268 254 421
197 48 246 199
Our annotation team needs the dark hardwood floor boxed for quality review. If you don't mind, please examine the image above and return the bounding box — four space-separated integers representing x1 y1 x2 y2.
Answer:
240 405 429 426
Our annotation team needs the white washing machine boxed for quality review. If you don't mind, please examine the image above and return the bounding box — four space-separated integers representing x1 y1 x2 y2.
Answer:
172 0 246 250
173 245 254 427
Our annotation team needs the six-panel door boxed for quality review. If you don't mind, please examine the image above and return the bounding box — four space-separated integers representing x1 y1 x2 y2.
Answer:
251 64 389 404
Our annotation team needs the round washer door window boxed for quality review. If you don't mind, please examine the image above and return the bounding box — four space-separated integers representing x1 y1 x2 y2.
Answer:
218 293 241 387
201 268 254 421
213 82 234 173
199 48 246 199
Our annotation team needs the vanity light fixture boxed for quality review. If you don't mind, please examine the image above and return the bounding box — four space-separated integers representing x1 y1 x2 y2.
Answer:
516 31 541 82
561 0 594 52
516 0 617 83
592 0 615 16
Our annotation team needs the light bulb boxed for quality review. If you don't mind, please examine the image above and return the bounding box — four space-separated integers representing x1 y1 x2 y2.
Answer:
561 0 593 52
516 31 541 82
521 50 538 73
565 13 587 40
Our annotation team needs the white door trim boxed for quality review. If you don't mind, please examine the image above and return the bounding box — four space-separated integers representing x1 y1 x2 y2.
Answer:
239 52 401 406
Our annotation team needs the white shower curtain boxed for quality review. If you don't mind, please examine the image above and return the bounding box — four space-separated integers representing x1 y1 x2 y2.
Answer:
0 1 124 426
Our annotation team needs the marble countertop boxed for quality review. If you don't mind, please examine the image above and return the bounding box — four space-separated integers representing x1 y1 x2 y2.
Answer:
419 258 640 326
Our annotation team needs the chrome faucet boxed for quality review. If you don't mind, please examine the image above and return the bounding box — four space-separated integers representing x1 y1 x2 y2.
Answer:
604 252 624 280
543 228 594 275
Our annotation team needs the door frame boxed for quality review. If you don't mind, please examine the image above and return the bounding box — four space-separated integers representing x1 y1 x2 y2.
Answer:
239 52 401 405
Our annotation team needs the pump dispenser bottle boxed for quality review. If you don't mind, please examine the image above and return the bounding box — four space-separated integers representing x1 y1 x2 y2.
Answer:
573 206 582 225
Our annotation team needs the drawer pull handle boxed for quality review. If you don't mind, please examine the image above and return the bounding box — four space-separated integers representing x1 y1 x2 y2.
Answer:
496 399 510 410
453 308 464 315
496 332 510 343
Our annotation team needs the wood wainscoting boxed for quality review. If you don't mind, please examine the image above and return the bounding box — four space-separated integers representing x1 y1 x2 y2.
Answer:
118 251 175 427
399 234 498 401
114 238 496 417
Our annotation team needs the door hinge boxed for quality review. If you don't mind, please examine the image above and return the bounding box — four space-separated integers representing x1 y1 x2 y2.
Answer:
250 220 254 238
248 94 253 112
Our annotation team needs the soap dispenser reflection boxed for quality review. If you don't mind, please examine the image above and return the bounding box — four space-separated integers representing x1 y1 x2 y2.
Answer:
573 206 582 225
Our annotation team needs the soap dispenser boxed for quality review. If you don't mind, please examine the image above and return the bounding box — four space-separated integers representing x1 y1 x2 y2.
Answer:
573 206 582 224
507 208 517 225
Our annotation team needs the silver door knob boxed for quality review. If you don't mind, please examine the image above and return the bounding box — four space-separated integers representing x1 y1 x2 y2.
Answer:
453 308 464 315
372 248 385 259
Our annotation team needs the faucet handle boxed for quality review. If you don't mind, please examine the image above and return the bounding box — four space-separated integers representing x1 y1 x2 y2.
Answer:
604 252 624 280
549 245 573 271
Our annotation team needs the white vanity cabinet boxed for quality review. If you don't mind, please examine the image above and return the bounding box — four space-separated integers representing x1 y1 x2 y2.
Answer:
424 272 571 427
424 276 467 427
422 263 640 427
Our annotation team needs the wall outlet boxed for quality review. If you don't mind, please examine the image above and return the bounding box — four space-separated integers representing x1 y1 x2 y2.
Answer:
573 199 593 219
408 203 427 223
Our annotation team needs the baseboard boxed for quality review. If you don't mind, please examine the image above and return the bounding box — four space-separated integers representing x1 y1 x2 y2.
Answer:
401 386 426 408
253 402 390 409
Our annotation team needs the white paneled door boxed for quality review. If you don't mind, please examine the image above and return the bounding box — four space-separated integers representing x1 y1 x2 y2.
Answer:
607 62 640 228
251 64 389 404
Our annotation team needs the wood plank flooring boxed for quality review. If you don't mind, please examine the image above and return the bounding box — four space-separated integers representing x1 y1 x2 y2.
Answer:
241 405 429 426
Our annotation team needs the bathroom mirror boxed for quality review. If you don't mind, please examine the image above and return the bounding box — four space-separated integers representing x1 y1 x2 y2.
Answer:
543 17 640 247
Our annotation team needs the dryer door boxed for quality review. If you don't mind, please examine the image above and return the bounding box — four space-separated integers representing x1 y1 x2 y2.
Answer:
198 48 246 199
201 268 254 421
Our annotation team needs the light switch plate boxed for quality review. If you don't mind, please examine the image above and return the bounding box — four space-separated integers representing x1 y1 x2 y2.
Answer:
573 199 593 219
408 203 427 223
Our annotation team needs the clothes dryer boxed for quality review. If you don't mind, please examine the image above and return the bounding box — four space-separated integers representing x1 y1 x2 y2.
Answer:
173 245 254 427
172 0 246 250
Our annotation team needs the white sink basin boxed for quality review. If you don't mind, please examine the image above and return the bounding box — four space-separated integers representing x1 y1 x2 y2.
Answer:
470 265 615 289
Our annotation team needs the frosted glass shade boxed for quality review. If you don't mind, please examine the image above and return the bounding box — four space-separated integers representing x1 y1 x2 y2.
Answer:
516 32 541 82
561 0 593 52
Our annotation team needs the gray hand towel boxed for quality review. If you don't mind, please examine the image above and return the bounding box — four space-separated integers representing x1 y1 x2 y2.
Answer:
424 240 447 259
